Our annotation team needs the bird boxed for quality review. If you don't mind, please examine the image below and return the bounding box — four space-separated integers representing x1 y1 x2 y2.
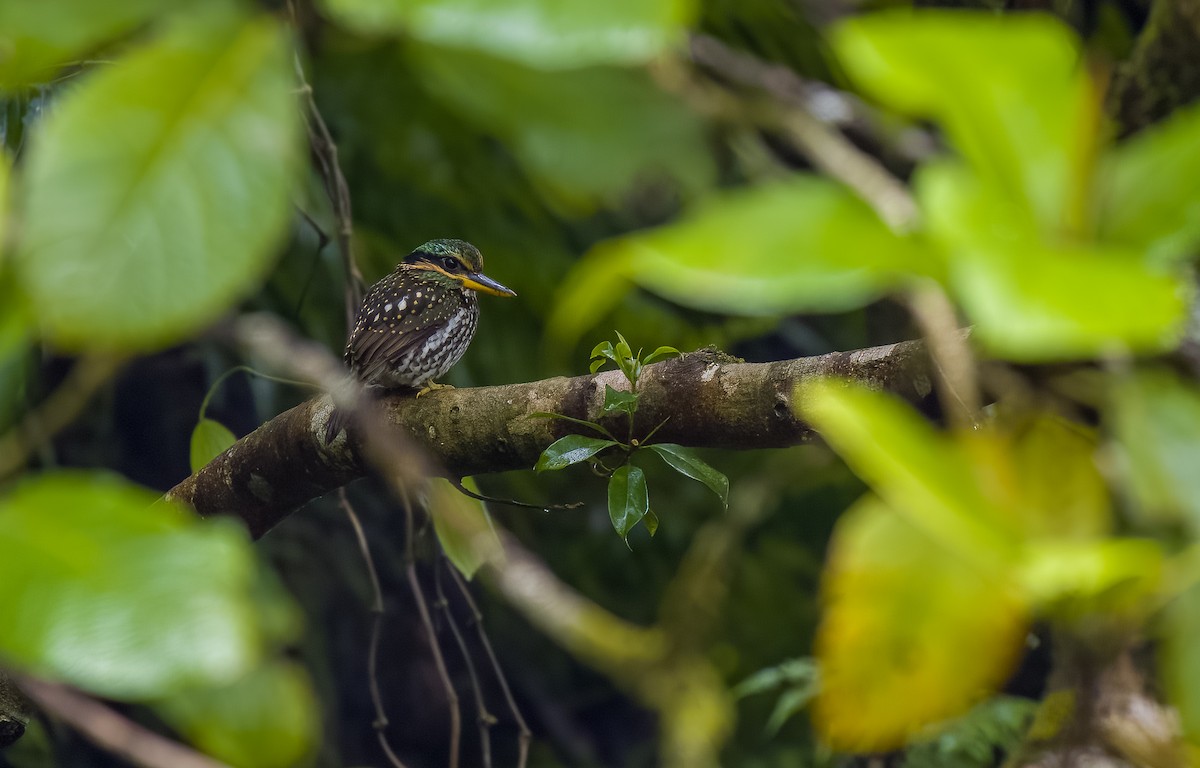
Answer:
324 239 516 441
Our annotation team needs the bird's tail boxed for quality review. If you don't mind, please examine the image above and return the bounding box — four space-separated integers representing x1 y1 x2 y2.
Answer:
324 404 350 444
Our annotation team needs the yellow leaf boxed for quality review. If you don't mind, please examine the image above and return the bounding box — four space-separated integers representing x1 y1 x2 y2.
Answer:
814 496 1029 751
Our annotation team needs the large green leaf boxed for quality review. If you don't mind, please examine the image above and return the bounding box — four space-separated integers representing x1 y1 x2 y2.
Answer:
608 464 649 538
535 434 619 472
411 46 712 203
815 496 1028 750
645 443 728 508
799 379 1015 565
15 11 301 350
951 242 1187 362
832 12 1089 233
1112 370 1200 532
564 176 929 328
0 472 283 698
0 0 186 87
917 161 1189 362
1097 102 1200 265
320 0 694 69
155 661 318 768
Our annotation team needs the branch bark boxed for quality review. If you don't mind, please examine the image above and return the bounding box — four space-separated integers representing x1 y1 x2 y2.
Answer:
166 339 936 537
1108 0 1200 136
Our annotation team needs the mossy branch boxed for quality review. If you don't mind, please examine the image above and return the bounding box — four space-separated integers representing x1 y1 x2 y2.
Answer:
166 338 936 538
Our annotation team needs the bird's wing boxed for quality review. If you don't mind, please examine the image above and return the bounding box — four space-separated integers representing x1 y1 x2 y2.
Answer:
347 316 443 386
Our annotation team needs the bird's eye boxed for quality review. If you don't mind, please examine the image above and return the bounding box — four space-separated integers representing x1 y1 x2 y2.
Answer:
442 257 459 271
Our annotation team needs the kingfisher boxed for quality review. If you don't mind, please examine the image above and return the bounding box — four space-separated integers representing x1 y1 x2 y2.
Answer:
325 239 516 441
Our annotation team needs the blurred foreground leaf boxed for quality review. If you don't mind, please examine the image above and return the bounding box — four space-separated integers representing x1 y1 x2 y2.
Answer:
570 178 926 326
950 243 1186 362
799 379 1014 565
155 660 318 768
189 418 237 473
1162 580 1200 744
429 477 501 580
832 11 1088 232
15 11 300 349
961 416 1112 543
1098 103 1200 265
1018 538 1163 617
1113 369 1200 532
321 0 694 68
412 46 712 203
0 472 284 698
0 0 184 87
814 497 1028 750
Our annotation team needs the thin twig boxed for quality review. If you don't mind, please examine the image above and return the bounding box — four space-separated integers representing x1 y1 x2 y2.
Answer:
435 560 495 768
655 38 920 231
450 478 583 511
687 33 936 164
286 0 363 332
16 676 228 768
0 353 125 480
404 501 462 768
906 282 979 429
447 566 532 768
338 488 409 768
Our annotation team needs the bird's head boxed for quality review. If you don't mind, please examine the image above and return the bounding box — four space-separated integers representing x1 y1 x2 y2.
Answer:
402 239 517 298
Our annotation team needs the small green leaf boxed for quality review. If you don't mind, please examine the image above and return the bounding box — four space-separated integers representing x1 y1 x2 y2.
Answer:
15 11 301 350
428 477 501 580
190 418 237 474
645 443 728 508
154 661 317 768
733 658 818 698
590 340 615 362
0 472 284 698
535 435 619 472
766 684 820 736
643 345 680 364
608 464 649 538
603 384 639 418
644 509 659 537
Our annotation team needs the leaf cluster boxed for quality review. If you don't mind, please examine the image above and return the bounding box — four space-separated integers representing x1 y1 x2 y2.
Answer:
535 332 727 542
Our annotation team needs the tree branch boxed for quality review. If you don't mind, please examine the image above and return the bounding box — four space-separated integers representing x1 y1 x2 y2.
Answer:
1107 0 1200 136
166 338 936 537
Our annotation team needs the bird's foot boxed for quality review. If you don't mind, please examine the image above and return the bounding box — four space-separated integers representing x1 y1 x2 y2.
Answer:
415 381 455 398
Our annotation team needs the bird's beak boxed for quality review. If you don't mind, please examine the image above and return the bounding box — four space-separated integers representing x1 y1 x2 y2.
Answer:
461 272 517 297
